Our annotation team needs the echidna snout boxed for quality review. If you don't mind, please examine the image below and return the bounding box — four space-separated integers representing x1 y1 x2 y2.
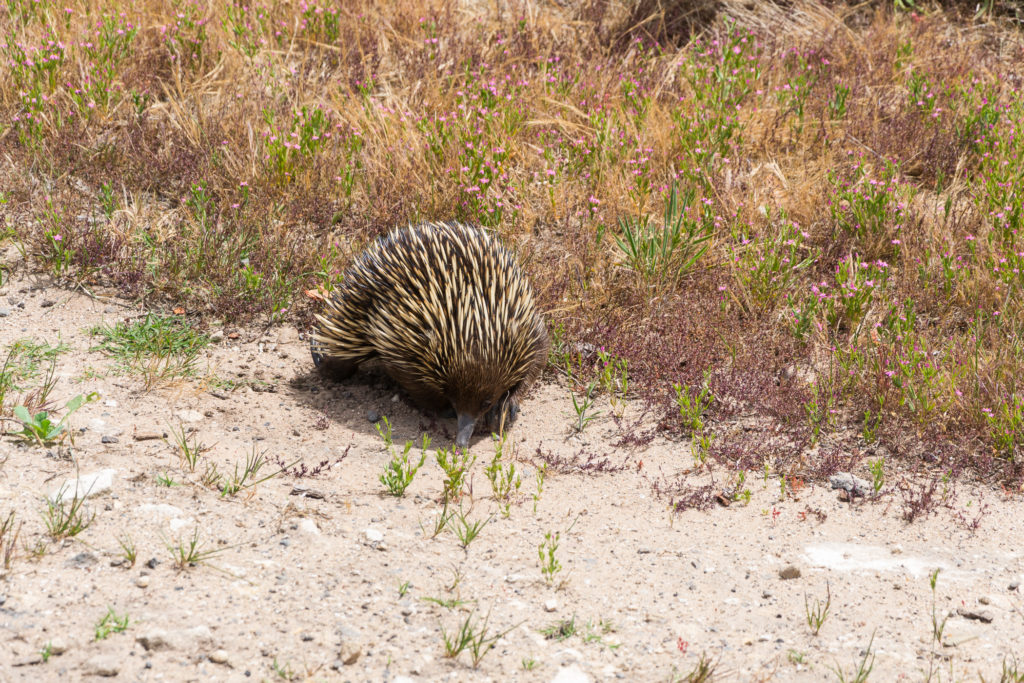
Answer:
311 221 549 448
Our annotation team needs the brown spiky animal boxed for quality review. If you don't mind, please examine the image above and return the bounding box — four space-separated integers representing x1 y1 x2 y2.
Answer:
312 221 549 448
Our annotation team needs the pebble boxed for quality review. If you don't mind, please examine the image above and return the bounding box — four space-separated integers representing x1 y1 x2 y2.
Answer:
175 409 204 423
47 637 68 655
1010 580 1020 591
779 565 801 580
101 435 119 444
551 663 592 683
137 629 174 651
364 528 384 543
40 299 55 308
133 431 162 441
210 330 225 343
829 472 872 497
297 519 320 536
339 641 361 665
48 469 116 502
956 607 994 623
544 599 558 612
85 655 120 677
209 649 229 664
0 308 9 317
65 552 98 569
367 410 380 423
136 576 150 588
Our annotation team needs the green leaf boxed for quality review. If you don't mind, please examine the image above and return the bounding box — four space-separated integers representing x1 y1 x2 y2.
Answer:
13 405 32 424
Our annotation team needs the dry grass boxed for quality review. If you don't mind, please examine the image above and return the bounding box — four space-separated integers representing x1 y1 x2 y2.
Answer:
2 0 1024 481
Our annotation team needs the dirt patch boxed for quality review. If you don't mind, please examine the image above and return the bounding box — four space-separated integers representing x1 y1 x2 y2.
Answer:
1 269 1023 681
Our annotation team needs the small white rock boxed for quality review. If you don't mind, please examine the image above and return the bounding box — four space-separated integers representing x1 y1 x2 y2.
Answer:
168 517 195 532
209 649 229 664
135 576 150 588
297 518 320 536
48 469 116 502
174 409 204 423
551 663 592 683
364 528 384 543
138 503 184 519
544 599 558 612
46 637 68 655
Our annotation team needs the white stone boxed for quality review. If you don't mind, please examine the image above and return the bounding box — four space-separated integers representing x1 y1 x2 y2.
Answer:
364 528 384 543
48 469 116 502
551 664 591 683
175 409 204 423
169 517 195 532
297 519 320 536
138 503 184 519
544 599 558 612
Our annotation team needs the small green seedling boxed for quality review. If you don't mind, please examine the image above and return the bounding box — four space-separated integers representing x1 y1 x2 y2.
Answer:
117 533 137 567
533 463 547 513
167 422 209 471
673 374 713 435
540 615 577 641
485 434 521 516
94 607 130 640
436 445 475 502
380 435 429 496
374 414 393 450
42 489 94 539
13 392 98 445
441 607 518 668
447 504 492 549
831 630 875 683
571 380 600 433
805 582 831 635
166 528 223 569
539 530 562 585
868 458 885 494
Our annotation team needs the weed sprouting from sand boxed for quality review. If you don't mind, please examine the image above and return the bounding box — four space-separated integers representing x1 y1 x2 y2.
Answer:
90 315 209 388
805 582 832 636
12 392 97 446
117 533 137 568
380 435 429 497
446 504 492 550
165 528 223 570
168 422 209 472
220 447 291 497
440 606 518 668
485 434 521 517
94 607 130 641
670 652 719 683
831 630 876 683
538 530 562 585
570 380 601 433
0 510 21 572
41 489 94 539
436 446 475 503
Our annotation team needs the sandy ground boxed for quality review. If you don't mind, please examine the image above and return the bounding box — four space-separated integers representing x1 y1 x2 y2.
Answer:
1 267 1023 682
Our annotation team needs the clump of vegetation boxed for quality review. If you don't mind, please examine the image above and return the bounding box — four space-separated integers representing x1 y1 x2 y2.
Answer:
90 315 209 387
1 1 1023 482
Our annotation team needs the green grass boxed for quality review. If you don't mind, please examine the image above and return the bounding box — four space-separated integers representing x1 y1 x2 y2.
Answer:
89 314 209 387
94 607 130 640
0 338 66 414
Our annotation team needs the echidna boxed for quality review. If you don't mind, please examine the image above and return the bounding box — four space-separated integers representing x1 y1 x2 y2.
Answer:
311 221 549 448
